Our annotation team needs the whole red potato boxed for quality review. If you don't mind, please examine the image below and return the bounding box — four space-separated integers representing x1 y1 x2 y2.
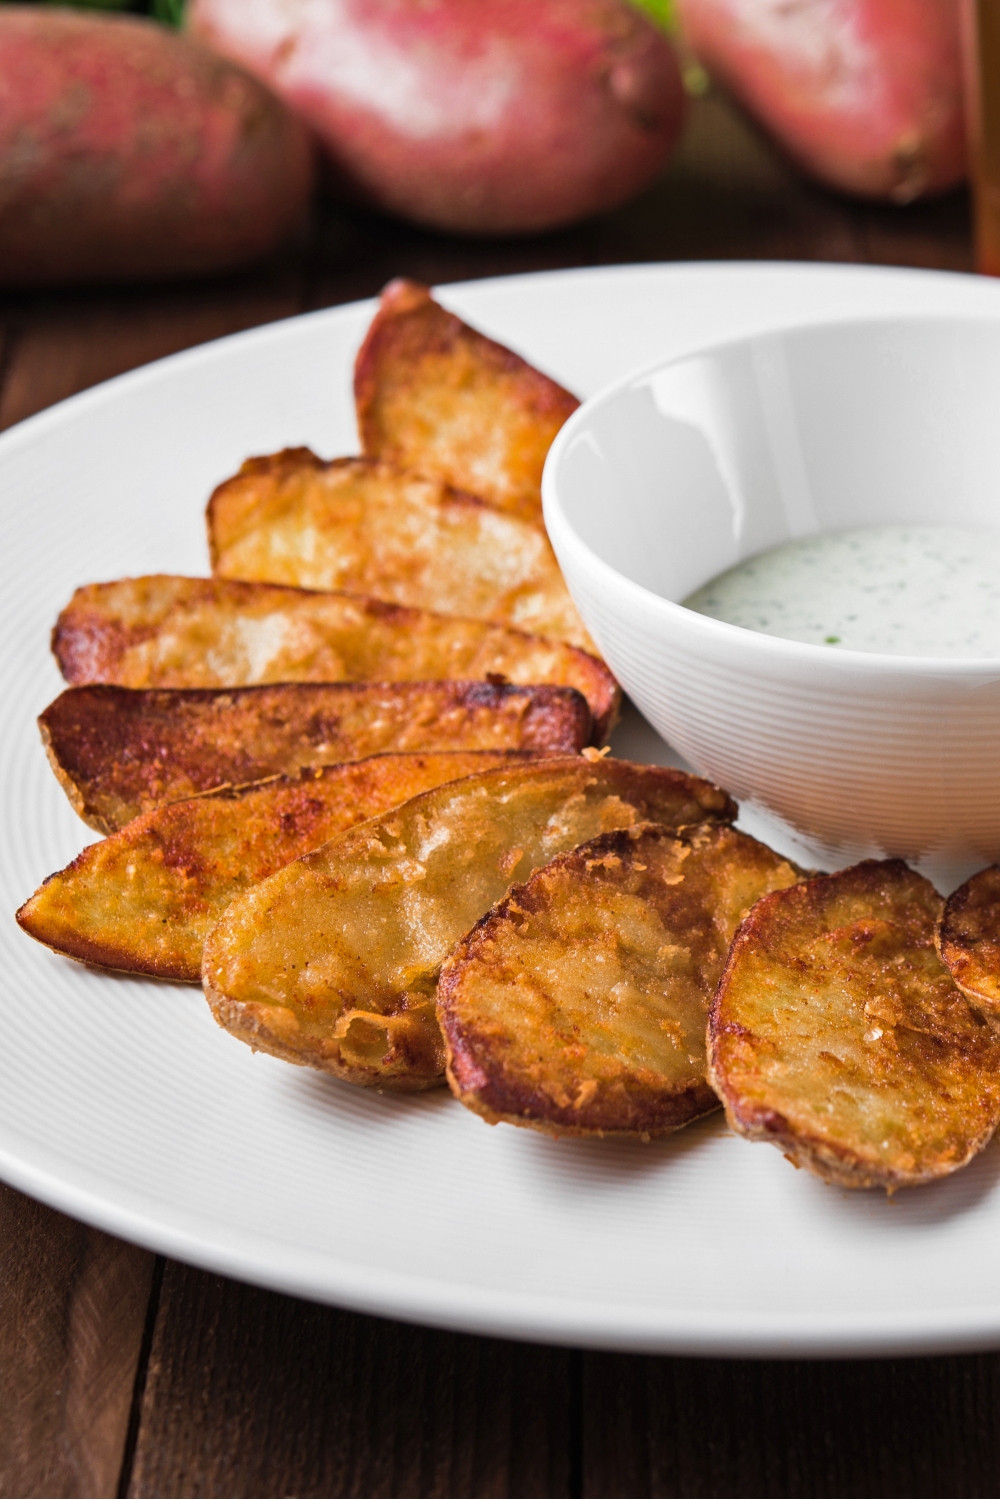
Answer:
187 0 687 236
677 0 965 202
0 8 314 286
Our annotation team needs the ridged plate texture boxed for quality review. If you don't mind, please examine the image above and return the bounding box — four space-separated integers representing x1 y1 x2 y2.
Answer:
5 264 1000 1355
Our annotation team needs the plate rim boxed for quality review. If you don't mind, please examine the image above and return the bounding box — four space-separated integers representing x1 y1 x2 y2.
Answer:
6 1136 1000 1360
7 257 1000 1358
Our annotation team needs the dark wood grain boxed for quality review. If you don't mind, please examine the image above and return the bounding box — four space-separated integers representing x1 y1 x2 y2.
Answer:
0 270 304 432
125 1261 571 1499
0 1182 155 1500
0 89 972 436
301 90 876 308
581 1350 1000 1498
0 83 989 1500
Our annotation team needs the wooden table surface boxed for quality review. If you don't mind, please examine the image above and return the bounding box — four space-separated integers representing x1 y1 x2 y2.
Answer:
0 93 994 1500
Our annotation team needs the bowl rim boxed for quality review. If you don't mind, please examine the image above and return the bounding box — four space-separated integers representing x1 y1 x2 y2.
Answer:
543 309 1000 679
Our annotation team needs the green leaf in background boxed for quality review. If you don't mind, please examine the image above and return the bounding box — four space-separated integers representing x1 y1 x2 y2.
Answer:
625 0 708 93
626 0 677 34
150 0 184 23
0 0 184 21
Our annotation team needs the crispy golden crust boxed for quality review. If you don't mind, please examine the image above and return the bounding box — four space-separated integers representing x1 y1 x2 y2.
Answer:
354 280 579 527
938 865 1000 1014
438 823 801 1139
202 758 736 1092
17 751 522 981
52 575 620 740
40 681 593 833
208 448 596 652
708 860 1000 1191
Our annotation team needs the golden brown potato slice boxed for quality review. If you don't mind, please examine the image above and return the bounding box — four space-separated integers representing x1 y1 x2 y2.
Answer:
40 681 593 834
52 576 620 740
202 758 736 1092
208 449 595 652
938 865 1000 1015
438 823 802 1139
17 751 525 982
708 860 1000 1191
354 279 579 526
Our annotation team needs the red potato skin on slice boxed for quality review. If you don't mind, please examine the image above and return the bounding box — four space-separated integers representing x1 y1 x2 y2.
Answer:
677 0 966 202
39 681 594 833
354 281 580 528
50 576 621 741
186 0 686 235
0 8 314 286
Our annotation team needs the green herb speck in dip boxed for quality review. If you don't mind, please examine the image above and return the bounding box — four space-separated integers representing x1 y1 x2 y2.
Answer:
682 525 1000 658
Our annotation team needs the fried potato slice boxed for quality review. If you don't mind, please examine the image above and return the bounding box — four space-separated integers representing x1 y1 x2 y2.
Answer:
354 279 579 526
17 751 526 982
202 758 736 1092
438 823 802 1139
938 865 1000 1015
208 449 595 652
52 576 619 740
40 681 593 833
708 860 1000 1190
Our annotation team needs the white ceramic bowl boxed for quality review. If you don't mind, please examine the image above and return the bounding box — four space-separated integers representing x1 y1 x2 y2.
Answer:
543 314 1000 890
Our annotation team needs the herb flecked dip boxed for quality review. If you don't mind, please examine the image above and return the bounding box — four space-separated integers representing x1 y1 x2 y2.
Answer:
682 525 1000 658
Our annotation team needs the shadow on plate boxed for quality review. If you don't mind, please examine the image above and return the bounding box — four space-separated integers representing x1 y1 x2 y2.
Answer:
478 1096 1000 1224
281 1039 1000 1225
802 1127 1000 1230
285 1067 458 1130
514 1106 728 1184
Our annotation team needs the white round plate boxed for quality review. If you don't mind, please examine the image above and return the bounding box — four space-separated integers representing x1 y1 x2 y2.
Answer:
5 262 1000 1359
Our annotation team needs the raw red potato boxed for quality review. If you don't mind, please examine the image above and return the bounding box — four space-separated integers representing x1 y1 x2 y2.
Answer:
676 0 966 202
187 0 687 235
0 8 314 285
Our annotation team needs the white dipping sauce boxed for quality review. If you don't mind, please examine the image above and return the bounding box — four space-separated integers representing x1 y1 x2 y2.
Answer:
682 525 1000 657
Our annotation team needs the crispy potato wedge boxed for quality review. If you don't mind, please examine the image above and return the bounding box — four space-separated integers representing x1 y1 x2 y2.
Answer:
208 449 595 652
202 758 736 1092
354 280 579 527
438 823 802 1139
708 860 1000 1191
938 865 1000 1016
40 681 592 833
17 751 525 982
52 576 619 740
